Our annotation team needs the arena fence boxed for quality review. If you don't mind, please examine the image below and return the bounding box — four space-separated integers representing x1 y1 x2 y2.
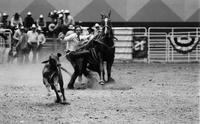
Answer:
1 27 199 63
0 31 12 63
114 27 200 63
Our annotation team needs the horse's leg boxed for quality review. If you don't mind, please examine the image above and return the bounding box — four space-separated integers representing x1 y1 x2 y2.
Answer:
67 70 78 89
106 61 114 82
98 53 105 85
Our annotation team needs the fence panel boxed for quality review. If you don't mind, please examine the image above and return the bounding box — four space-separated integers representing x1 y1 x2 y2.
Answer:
0 31 11 63
148 27 200 63
113 27 147 60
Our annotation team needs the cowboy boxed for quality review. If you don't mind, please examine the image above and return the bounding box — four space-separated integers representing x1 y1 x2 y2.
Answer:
63 10 75 28
1 13 9 29
53 13 64 36
86 26 95 41
27 24 39 63
24 12 35 30
93 23 102 36
36 14 46 30
10 13 23 31
15 26 29 64
37 26 46 61
62 25 90 84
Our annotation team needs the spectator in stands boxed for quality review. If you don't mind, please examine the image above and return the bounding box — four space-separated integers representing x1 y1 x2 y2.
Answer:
93 23 101 36
53 13 64 36
0 22 9 64
66 24 75 36
13 25 23 47
27 24 38 63
57 24 74 40
36 26 46 61
15 26 29 64
36 14 47 34
63 10 75 27
10 13 23 31
1 13 9 29
24 12 35 30
86 26 95 41
63 10 75 33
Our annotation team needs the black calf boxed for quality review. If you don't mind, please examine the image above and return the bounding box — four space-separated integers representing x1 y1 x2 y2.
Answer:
42 53 69 105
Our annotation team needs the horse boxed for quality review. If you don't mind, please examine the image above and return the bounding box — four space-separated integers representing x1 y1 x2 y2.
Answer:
66 11 116 89
98 11 115 83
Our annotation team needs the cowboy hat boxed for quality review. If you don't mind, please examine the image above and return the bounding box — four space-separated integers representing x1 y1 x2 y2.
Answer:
37 26 42 31
31 24 36 28
27 11 32 15
68 25 74 30
94 23 100 28
39 14 43 18
64 10 70 13
3 13 7 16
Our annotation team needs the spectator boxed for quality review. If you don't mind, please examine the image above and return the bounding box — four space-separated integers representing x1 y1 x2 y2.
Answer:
36 26 46 61
63 10 75 27
53 13 64 36
86 26 95 41
27 24 38 63
15 26 29 64
93 23 101 36
10 13 23 31
36 14 47 34
57 24 74 40
13 25 23 47
24 12 35 30
66 25 75 36
1 13 9 29
63 10 75 34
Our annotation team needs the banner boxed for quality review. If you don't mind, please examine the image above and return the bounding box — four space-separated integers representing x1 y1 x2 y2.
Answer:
132 36 148 58
168 35 200 54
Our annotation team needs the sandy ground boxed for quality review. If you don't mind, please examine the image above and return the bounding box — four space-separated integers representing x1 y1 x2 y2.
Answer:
0 59 199 124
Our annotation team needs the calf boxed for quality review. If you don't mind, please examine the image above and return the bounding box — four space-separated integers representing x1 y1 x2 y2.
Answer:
42 53 69 104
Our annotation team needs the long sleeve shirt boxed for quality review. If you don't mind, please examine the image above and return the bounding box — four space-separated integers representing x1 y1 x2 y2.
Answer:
10 17 23 27
38 33 46 44
63 33 89 51
27 30 38 44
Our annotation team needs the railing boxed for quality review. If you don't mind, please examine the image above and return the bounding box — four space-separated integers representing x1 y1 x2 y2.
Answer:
113 27 200 63
0 31 12 63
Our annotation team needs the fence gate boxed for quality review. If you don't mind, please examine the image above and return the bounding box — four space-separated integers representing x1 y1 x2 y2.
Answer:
0 31 11 63
148 27 200 63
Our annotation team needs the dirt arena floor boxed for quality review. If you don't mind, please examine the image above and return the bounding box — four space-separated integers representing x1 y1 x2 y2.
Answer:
0 59 199 124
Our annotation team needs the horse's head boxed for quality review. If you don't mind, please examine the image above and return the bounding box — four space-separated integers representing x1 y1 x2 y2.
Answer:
100 10 112 36
100 10 114 47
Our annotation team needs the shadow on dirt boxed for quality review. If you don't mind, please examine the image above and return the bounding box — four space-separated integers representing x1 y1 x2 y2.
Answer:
74 76 133 91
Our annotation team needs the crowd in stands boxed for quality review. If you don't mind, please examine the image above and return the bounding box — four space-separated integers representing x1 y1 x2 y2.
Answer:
0 10 102 64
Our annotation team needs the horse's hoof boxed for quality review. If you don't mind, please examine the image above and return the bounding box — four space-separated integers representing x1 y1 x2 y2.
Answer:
61 100 70 105
67 86 74 89
99 80 105 85
55 99 61 103
107 77 115 83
